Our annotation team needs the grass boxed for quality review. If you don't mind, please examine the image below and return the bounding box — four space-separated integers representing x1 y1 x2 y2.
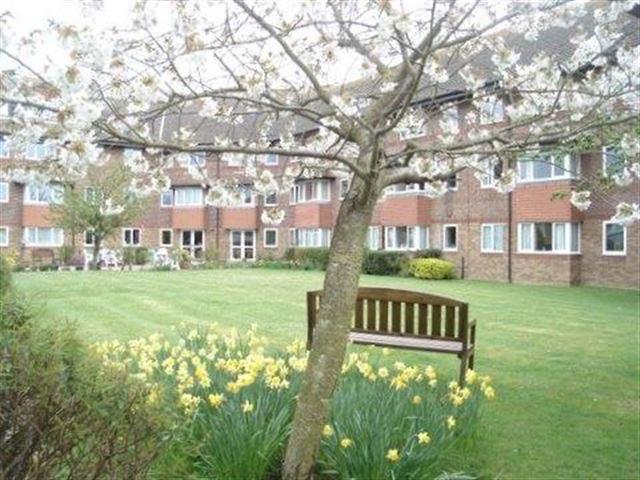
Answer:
15 268 640 479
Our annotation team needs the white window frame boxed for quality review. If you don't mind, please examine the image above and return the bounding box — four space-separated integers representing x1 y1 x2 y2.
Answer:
229 230 255 261
159 229 173 247
289 228 332 248
290 180 331 204
23 227 64 247
0 226 9 246
24 183 63 205
174 187 204 207
481 223 505 253
339 178 350 199
24 142 54 161
84 229 95 246
446 175 458 192
517 222 581 254
122 228 141 246
160 190 174 207
517 153 579 183
384 226 429 251
0 181 8 202
602 145 623 178
182 229 205 258
264 153 278 166
264 192 278 206
367 226 381 250
478 97 505 125
263 228 278 248
442 224 458 252
234 185 254 207
387 182 426 196
189 154 205 168
480 159 503 188
440 106 459 131
602 221 626 256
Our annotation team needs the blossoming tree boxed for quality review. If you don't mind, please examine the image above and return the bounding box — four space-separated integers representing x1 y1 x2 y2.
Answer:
1 0 638 477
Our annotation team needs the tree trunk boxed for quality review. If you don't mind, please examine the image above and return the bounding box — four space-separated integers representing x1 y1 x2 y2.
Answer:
282 175 379 480
91 238 101 270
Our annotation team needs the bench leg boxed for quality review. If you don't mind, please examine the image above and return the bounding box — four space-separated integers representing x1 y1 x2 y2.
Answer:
458 354 468 386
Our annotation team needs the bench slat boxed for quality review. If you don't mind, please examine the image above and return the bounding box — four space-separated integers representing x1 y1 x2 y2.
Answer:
349 331 462 353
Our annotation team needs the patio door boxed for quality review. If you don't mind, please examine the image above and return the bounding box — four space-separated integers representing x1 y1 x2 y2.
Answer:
182 230 204 258
230 230 255 261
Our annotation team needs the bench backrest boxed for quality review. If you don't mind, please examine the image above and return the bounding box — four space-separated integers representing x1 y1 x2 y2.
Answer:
307 287 469 347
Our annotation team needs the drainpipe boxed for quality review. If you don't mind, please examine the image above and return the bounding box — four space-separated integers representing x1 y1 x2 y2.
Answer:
507 191 513 283
215 157 221 254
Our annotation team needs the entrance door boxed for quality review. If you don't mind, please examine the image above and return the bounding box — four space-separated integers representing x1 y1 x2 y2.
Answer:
182 230 204 258
230 230 255 261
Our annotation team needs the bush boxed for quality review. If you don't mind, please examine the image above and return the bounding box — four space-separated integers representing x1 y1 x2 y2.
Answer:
362 250 406 275
134 246 151 265
0 254 13 298
284 247 330 270
414 248 442 259
0 304 166 479
409 258 456 280
122 247 136 266
59 245 74 265
95 327 494 479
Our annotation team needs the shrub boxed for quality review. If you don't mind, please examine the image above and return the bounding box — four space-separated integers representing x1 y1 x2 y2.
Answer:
414 248 442 259
362 250 406 275
59 245 74 265
284 247 330 270
0 254 13 297
95 327 494 479
409 258 456 280
0 311 166 479
133 246 151 265
122 247 136 266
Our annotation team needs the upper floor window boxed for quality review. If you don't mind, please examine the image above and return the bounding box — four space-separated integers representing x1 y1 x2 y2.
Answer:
24 183 63 205
290 179 331 204
264 192 278 206
518 222 580 254
0 181 8 202
602 145 624 177
161 190 174 207
385 226 429 251
443 224 458 251
517 152 579 182
339 178 350 199
24 227 64 247
189 154 206 168
388 182 426 195
236 185 254 206
602 221 626 256
440 106 459 131
446 175 458 191
478 97 505 124
174 187 204 206
264 153 278 166
122 228 141 246
481 224 505 253
480 159 503 187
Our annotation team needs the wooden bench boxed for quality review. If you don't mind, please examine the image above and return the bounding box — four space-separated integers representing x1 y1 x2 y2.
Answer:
306 287 476 384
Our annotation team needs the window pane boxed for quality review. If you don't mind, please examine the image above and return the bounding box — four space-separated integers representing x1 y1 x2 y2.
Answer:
482 226 492 250
397 227 407 249
533 159 552 179
161 190 173 206
553 223 566 251
535 223 552 251
520 223 532 250
133 229 140 245
161 230 172 245
445 226 457 249
494 225 504 251
419 227 428 249
571 223 580 252
0 228 7 245
605 223 624 252
244 231 254 246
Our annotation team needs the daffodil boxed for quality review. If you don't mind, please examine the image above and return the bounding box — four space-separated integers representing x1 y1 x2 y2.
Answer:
417 431 431 445
322 424 334 437
465 369 477 384
241 400 254 413
386 448 400 462
483 386 496 399
411 395 422 405
208 393 225 408
340 438 354 449
446 415 456 430
378 367 389 378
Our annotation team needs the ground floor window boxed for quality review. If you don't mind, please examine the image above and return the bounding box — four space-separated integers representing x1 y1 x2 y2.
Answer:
122 228 141 246
24 227 64 247
442 224 458 251
602 221 626 255
0 226 8 246
160 229 173 247
289 228 331 248
384 226 428 251
183 230 204 258
518 222 580 253
263 228 278 248
367 226 381 250
481 224 505 253
230 230 254 260
84 229 95 246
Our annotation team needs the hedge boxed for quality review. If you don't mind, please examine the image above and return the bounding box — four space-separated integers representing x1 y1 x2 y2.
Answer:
408 258 456 280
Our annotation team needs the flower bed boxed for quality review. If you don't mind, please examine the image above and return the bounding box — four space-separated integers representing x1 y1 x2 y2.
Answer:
94 325 495 479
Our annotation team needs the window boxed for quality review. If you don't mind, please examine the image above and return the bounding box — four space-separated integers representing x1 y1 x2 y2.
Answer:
367 226 381 250
174 187 204 206
226 155 243 167
0 101 16 118
264 153 278 166
479 97 505 124
0 137 9 157
440 106 459 131
290 180 331 203
289 228 331 247
518 222 580 254
517 152 579 182
480 159 504 187
189 154 205 168
161 190 174 207
24 183 63 204
443 224 458 251
84 230 95 246
160 229 173 247
0 227 8 246
0 181 8 202
236 185 254 206
183 230 204 258
602 222 626 256
388 182 427 195
123 228 141 246
339 178 350 199
264 228 278 248
481 224 505 253
446 175 458 191
602 145 624 177
230 230 254 260
384 226 429 251
25 142 55 160
23 227 64 247
264 192 278 206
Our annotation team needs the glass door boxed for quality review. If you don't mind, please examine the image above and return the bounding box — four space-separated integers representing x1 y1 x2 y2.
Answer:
230 230 255 261
182 230 204 258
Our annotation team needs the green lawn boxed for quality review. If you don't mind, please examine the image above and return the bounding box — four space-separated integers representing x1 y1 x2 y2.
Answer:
15 269 640 479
